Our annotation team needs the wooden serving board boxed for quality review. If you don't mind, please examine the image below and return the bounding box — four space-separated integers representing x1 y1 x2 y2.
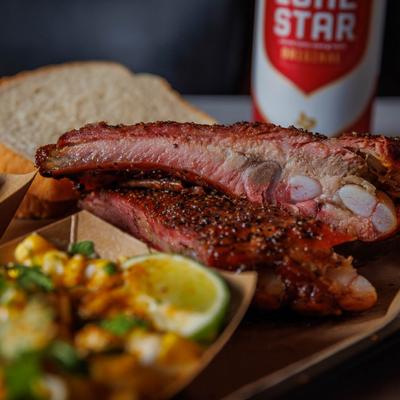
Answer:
2 217 400 400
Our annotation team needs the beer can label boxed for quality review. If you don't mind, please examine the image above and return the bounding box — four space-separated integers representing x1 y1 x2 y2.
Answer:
252 0 386 135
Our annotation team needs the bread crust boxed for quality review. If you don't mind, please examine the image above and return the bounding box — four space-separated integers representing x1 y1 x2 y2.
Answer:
0 61 131 89
0 142 77 200
0 142 78 217
16 193 77 219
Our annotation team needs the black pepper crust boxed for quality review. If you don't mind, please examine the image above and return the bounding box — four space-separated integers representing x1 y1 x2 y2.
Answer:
117 187 324 255
81 187 351 315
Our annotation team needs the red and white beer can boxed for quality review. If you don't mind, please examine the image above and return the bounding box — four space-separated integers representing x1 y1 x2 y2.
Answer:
252 0 386 136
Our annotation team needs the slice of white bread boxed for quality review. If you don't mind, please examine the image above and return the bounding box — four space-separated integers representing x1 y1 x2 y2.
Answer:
0 61 215 218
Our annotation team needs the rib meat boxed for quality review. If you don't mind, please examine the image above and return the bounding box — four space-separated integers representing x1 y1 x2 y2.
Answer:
337 132 400 197
80 188 377 316
36 122 400 241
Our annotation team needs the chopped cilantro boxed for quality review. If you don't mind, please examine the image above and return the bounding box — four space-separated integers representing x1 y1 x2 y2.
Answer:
0 274 8 294
68 241 96 258
4 342 87 399
103 262 117 276
15 266 54 292
100 314 149 336
47 340 87 374
4 352 43 400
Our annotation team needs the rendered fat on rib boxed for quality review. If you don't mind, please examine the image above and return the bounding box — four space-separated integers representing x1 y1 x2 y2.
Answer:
80 188 377 316
36 122 400 241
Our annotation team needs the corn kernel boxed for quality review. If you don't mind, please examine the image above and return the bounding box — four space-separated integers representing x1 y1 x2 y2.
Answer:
158 333 202 365
85 259 118 289
126 330 162 365
7 269 19 279
63 254 86 287
75 324 117 355
14 233 55 264
41 250 69 277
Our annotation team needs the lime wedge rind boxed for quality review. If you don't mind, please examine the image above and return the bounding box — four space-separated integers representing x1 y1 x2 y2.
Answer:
188 270 230 342
121 253 230 342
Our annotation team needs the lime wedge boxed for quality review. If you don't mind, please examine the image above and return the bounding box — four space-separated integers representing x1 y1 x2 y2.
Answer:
121 254 230 342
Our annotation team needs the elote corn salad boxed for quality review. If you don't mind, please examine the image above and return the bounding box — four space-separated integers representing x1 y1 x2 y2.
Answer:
0 233 230 400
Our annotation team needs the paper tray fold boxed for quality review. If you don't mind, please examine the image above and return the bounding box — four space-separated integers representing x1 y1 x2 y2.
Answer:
0 172 36 238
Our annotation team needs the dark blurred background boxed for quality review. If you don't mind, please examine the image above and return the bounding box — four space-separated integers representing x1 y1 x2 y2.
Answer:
0 0 398 95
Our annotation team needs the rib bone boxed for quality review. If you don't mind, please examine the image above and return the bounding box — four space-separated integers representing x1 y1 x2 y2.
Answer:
371 192 398 234
289 175 322 203
338 184 377 217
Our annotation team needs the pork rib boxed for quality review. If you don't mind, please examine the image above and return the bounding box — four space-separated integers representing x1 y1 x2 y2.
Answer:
80 188 377 315
36 122 400 242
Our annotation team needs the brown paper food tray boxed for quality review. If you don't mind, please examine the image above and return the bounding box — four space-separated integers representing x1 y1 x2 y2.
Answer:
2 214 400 399
0 172 36 238
0 210 257 399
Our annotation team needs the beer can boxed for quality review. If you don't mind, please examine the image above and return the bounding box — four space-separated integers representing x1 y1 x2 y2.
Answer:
252 0 387 136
